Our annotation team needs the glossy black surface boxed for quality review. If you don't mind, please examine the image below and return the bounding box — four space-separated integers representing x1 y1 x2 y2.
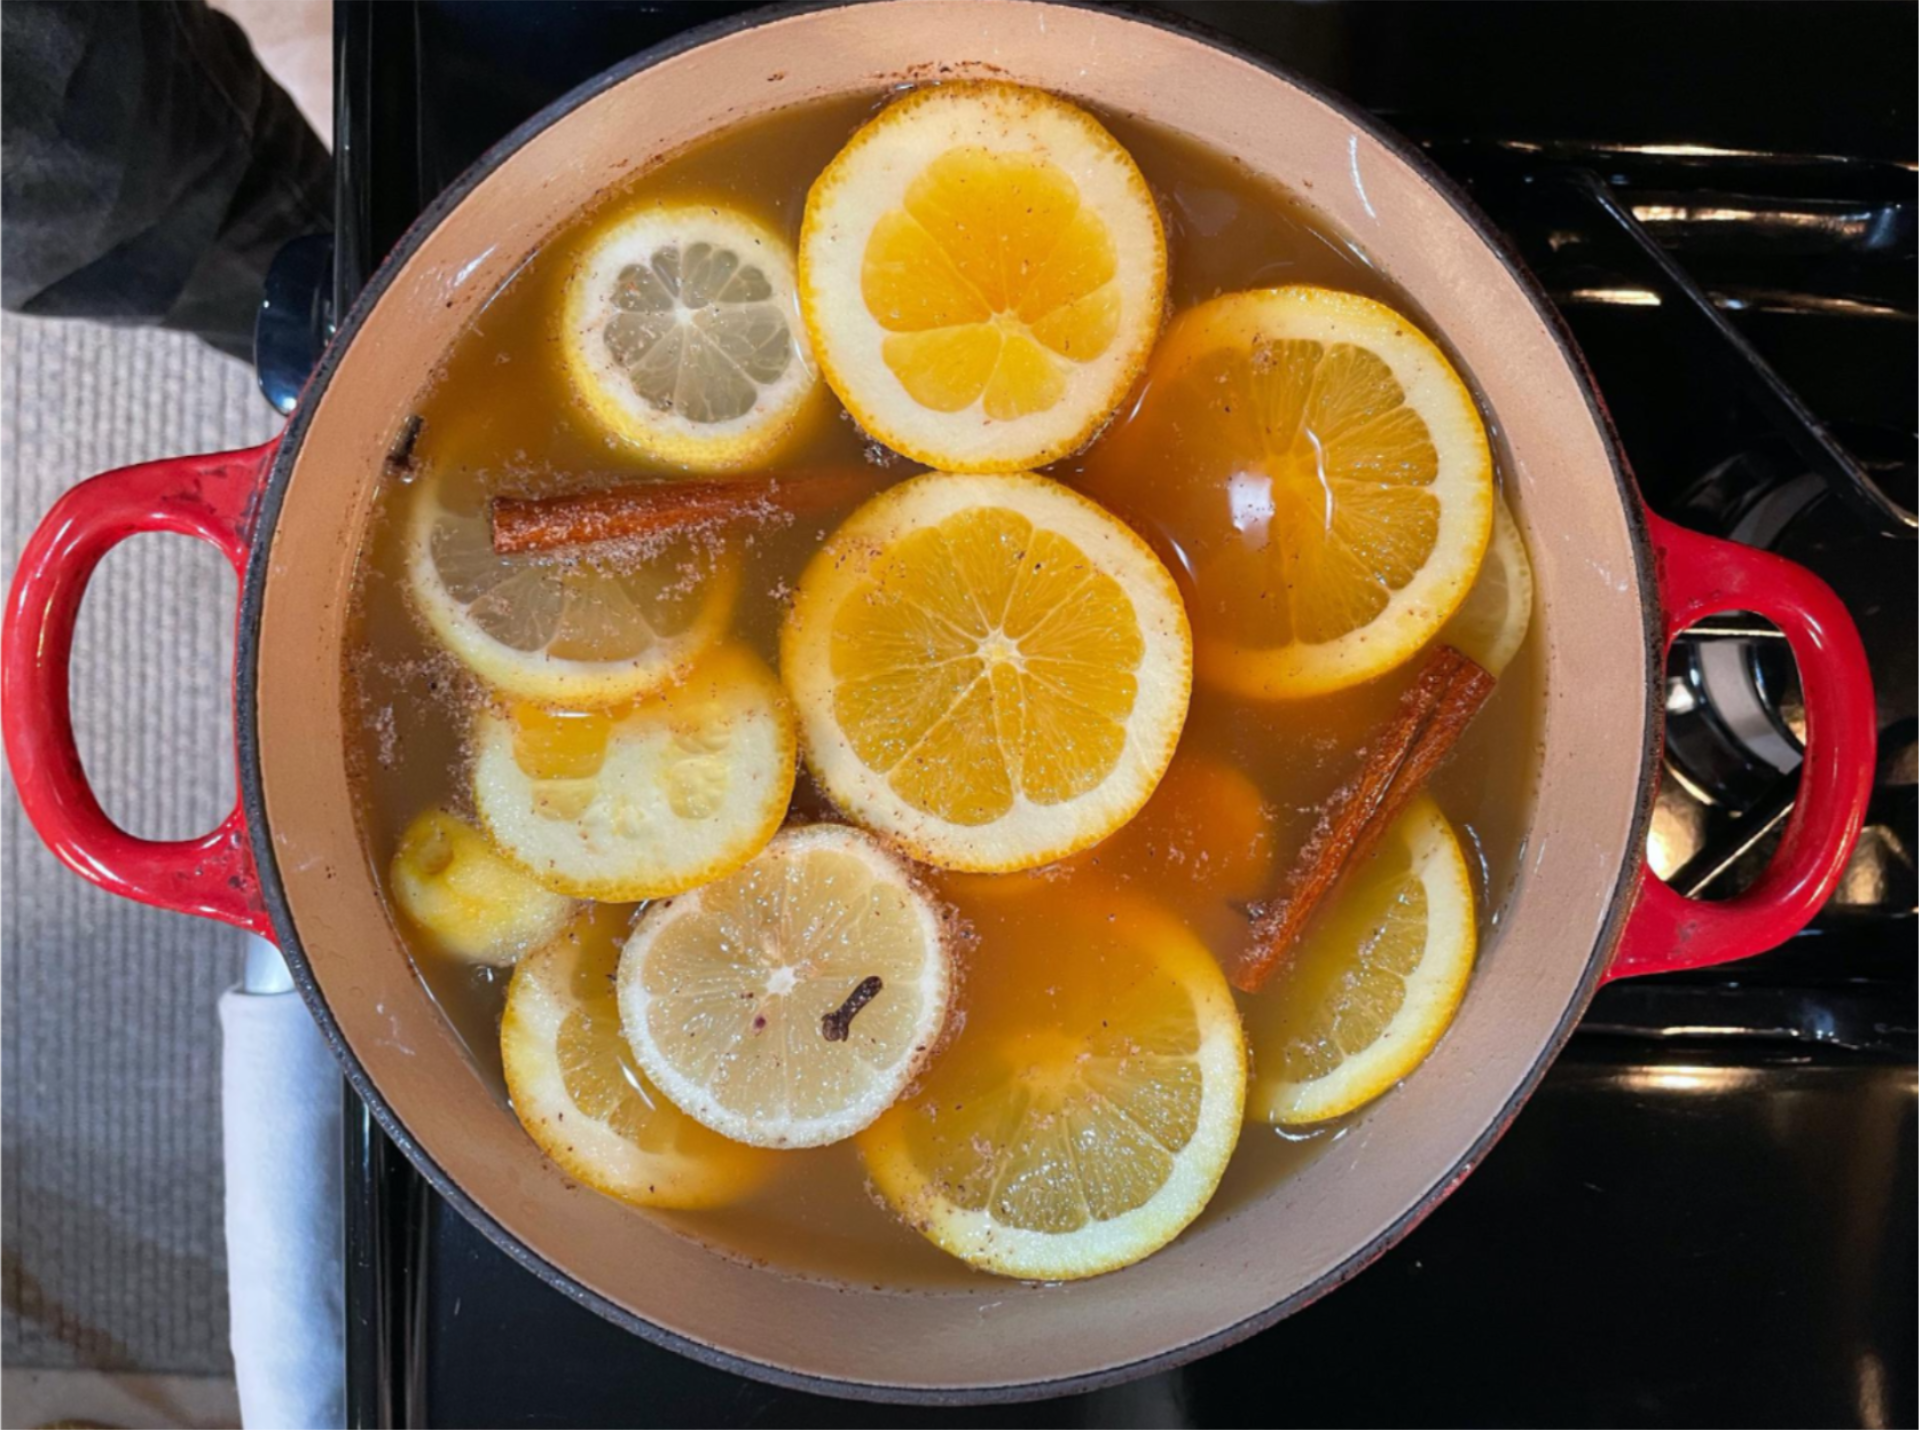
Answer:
255 232 336 414
329 0 1920 302
355 1044 1915 1428
327 3 1917 1424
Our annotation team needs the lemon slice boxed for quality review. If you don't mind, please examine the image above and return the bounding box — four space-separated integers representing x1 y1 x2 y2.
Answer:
1242 794 1476 1126
562 202 818 470
781 471 1191 872
800 82 1166 471
1079 285 1494 699
502 904 773 1208
858 888 1245 1281
617 825 954 1149
472 646 796 901
387 808 574 965
1439 490 1533 677
405 470 738 707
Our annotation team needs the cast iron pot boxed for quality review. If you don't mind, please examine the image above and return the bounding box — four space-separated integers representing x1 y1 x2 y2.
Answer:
1 0 1877 1402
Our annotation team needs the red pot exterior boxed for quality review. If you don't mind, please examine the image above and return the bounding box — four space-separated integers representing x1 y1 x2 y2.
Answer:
1608 513 1875 981
3 441 279 937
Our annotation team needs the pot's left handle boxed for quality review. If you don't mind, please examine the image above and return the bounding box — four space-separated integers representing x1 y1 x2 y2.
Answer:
1607 512 1876 981
2 440 282 938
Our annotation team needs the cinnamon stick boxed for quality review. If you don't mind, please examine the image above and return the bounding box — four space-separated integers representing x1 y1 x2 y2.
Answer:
490 469 876 555
1233 645 1494 994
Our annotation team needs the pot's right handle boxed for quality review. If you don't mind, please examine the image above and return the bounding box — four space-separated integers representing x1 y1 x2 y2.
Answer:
2 441 281 938
1607 512 1876 981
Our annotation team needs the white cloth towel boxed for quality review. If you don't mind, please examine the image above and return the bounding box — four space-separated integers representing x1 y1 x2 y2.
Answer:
220 953 346 1430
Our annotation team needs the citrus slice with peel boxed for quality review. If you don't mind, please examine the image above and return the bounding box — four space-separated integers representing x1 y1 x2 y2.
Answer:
617 825 954 1149
388 808 574 965
405 469 738 707
942 750 1275 940
1059 748 1275 902
1438 490 1533 677
800 82 1166 471
503 904 773 1208
858 887 1245 1281
1242 794 1476 1126
781 471 1192 873
1079 285 1494 699
562 202 818 470
472 646 796 901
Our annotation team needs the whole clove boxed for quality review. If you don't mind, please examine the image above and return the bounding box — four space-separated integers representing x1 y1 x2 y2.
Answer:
820 976 884 1042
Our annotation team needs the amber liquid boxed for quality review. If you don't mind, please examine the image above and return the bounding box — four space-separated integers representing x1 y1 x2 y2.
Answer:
345 92 1543 1289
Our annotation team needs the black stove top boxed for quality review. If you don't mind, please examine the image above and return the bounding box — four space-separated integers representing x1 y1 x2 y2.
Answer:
322 4 1917 1424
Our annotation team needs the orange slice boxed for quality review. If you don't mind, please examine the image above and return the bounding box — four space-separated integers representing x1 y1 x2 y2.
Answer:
800 82 1166 471
1079 286 1493 699
780 471 1192 872
944 749 1276 929
858 887 1244 1280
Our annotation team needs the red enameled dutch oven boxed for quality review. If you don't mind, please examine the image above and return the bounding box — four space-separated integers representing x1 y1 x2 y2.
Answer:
0 1 1877 1402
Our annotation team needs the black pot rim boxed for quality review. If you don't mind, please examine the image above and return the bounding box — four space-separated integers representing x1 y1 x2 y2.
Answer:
236 0 1662 1406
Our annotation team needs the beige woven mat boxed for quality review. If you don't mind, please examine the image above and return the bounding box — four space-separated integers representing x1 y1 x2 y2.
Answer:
3 317 280 1375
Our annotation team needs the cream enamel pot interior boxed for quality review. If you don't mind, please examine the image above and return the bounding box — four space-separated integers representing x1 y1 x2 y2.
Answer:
1 1 1876 1402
